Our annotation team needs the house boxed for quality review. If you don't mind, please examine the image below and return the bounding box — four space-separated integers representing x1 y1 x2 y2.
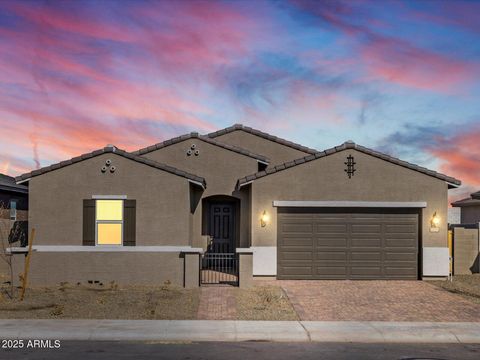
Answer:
0 173 28 240
0 173 28 222
451 191 480 224
10 124 461 286
0 173 28 276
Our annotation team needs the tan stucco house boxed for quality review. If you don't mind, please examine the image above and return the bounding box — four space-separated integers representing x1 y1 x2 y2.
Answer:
452 191 480 224
11 124 461 286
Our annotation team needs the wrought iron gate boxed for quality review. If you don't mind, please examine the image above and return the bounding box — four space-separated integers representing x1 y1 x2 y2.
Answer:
201 253 238 286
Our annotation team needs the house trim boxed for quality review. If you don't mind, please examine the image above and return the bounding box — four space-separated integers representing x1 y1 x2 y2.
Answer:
273 201 428 208
8 246 204 253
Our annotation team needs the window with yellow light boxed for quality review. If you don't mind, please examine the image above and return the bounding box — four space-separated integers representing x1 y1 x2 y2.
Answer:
96 200 123 245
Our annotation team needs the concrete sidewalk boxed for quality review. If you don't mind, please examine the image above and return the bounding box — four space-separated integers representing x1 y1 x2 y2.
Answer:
1 320 479 343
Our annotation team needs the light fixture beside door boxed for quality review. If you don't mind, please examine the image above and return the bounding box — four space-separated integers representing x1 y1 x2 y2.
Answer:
260 210 269 227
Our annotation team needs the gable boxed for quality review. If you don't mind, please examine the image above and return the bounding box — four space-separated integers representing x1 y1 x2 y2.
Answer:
208 124 317 166
16 145 206 189
140 138 261 196
237 141 461 189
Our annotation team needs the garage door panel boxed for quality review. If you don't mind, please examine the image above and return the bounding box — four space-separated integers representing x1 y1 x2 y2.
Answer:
315 266 347 276
350 266 382 276
315 224 348 233
316 237 348 247
280 266 312 275
281 224 313 233
351 224 382 233
281 252 313 260
385 252 417 261
277 208 419 280
281 236 313 247
315 251 347 260
385 224 416 233
350 252 382 261
385 239 416 247
385 266 417 278
350 237 382 247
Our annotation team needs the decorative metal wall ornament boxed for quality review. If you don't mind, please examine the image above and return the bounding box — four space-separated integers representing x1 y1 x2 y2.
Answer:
187 144 199 156
101 159 116 173
344 154 356 179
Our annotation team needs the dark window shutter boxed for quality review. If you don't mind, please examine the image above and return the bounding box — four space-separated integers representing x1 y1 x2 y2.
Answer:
123 200 136 246
83 199 96 246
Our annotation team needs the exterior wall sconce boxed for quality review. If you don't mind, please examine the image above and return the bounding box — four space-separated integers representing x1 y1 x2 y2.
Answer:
430 211 440 232
260 211 269 227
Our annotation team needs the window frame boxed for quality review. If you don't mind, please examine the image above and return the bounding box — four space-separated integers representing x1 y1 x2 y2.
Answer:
95 199 124 246
9 200 17 221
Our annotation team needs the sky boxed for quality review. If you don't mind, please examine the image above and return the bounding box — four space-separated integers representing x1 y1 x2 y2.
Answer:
0 0 479 201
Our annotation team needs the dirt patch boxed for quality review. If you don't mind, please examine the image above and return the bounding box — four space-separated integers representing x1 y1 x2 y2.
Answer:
430 274 480 304
235 286 298 321
0 282 200 319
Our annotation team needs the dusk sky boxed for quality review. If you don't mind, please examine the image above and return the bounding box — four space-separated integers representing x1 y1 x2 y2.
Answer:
0 0 479 201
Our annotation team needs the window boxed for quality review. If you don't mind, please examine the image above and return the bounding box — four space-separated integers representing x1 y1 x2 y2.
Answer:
10 200 17 221
96 200 123 245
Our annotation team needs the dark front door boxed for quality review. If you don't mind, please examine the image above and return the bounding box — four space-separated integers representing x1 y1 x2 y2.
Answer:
209 203 235 253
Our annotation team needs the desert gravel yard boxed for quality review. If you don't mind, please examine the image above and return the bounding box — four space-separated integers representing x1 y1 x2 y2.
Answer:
235 285 298 321
0 282 296 320
430 274 480 304
2 277 480 321
0 283 200 319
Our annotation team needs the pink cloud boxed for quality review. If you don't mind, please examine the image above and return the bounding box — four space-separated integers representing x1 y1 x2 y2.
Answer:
359 36 477 93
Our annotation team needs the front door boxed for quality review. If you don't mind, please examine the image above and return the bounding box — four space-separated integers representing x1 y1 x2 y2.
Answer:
209 203 235 253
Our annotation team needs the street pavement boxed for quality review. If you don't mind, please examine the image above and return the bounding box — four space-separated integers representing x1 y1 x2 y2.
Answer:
1 341 479 360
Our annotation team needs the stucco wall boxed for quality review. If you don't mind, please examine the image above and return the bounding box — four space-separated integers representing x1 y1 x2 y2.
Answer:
28 153 193 246
141 139 259 248
460 206 480 224
11 251 185 286
249 149 449 249
213 130 311 166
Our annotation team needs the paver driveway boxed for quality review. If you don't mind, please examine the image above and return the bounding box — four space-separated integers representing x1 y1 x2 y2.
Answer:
258 280 480 322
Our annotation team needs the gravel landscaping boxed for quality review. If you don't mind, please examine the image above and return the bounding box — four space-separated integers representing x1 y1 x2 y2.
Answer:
0 282 200 319
235 285 298 321
430 274 480 304
0 282 298 320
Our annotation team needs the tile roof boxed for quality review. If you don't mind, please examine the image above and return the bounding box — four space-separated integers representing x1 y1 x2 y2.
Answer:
132 132 269 163
0 173 28 193
451 197 480 207
207 124 318 155
451 190 480 207
236 141 462 189
471 191 480 199
15 145 206 189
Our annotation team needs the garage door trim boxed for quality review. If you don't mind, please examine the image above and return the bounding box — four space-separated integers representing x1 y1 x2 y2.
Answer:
273 201 427 208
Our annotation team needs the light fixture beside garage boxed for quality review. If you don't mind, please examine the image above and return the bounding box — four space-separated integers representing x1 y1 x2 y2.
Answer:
430 212 441 232
260 211 269 227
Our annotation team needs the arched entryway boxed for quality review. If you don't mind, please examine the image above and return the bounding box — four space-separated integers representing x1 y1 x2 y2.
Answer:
202 195 240 254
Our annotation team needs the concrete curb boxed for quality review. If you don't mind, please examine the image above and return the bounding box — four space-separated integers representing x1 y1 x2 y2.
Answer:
0 320 479 343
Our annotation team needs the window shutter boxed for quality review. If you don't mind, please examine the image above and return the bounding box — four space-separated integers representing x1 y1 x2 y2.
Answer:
123 200 136 246
83 199 96 246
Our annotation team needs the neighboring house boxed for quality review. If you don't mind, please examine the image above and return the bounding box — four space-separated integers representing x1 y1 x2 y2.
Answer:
0 174 28 277
0 173 28 222
11 124 461 286
451 191 480 224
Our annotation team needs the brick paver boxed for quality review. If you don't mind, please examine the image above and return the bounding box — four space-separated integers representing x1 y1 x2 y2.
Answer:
197 286 237 320
257 280 480 322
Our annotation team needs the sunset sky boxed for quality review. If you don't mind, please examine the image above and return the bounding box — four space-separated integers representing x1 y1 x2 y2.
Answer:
0 0 479 201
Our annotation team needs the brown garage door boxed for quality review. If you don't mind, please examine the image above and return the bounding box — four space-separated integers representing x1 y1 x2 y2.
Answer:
277 208 419 280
